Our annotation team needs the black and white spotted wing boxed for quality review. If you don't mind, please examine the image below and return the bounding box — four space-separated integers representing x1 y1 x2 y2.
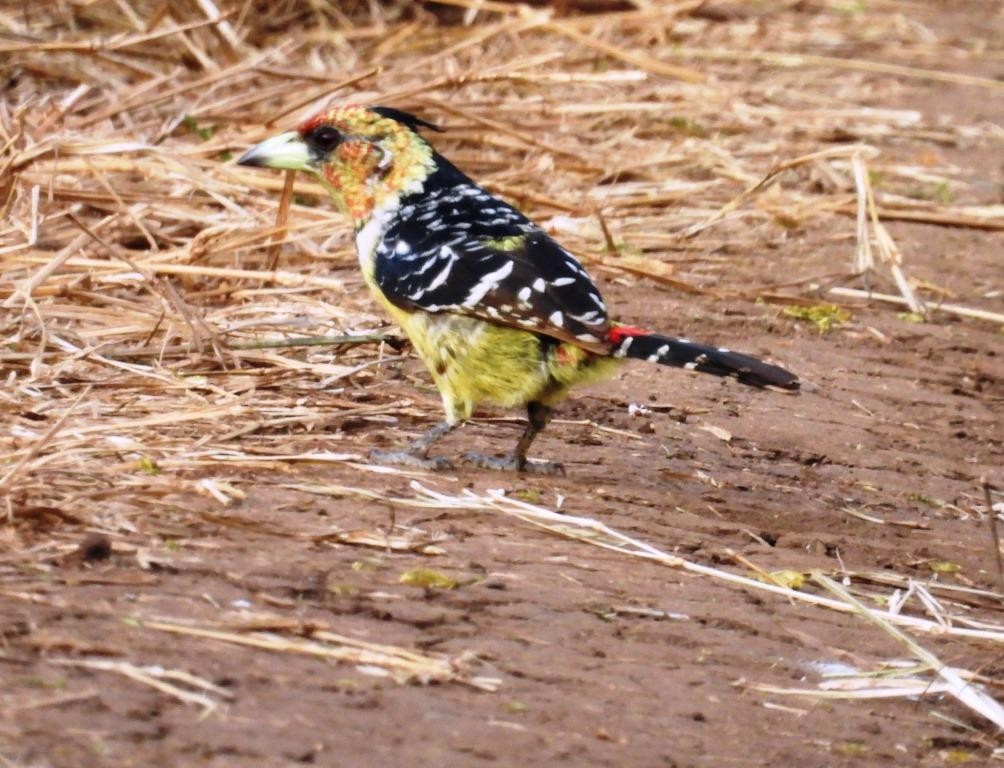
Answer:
372 157 611 348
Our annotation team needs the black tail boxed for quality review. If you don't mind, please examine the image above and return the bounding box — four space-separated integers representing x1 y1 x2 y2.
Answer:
609 326 799 390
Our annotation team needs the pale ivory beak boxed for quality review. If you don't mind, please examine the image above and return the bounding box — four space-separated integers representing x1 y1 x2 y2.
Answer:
237 131 312 171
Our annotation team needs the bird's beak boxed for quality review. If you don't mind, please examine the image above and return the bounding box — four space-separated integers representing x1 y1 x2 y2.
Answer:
237 131 312 171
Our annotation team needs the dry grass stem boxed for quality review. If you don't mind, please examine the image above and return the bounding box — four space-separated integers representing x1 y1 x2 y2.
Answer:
982 478 1004 594
139 618 500 691
814 574 1004 730
281 481 1004 644
49 658 229 716
2 1 1001 752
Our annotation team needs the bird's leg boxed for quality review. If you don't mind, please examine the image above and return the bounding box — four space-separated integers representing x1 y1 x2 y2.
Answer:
464 402 565 475
512 401 558 472
370 419 455 470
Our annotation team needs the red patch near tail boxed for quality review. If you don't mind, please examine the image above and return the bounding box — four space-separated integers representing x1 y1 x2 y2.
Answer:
606 325 650 344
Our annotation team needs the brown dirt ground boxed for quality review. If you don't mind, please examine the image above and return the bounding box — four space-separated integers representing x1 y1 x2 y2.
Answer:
3 4 1003 768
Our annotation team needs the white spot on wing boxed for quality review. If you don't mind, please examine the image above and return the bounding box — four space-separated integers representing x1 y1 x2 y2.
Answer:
417 252 456 295
551 276 575 287
517 286 532 303
463 260 514 307
549 311 564 327
532 278 546 292
569 310 602 324
415 251 442 274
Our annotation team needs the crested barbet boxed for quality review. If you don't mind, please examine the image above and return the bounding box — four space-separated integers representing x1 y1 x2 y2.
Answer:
238 106 799 474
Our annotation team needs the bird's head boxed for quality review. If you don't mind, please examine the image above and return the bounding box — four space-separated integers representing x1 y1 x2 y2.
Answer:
238 105 440 223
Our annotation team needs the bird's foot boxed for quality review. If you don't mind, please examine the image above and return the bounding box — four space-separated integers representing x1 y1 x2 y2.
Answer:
369 448 453 471
462 452 566 476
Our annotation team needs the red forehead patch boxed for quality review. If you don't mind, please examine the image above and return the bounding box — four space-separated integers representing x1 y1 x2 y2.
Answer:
296 105 370 136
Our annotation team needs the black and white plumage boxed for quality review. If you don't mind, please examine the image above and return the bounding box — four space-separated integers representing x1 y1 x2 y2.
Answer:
607 329 799 389
238 105 799 473
370 157 610 348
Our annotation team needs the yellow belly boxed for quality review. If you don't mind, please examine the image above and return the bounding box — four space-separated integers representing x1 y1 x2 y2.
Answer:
365 276 620 423
386 306 545 419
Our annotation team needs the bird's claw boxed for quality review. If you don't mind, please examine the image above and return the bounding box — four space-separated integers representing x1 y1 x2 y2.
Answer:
369 448 453 471
462 452 566 476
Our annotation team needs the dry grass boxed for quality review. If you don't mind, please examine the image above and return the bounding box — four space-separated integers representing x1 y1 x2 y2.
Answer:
2 0 1003 707
5 0 1003 519
250 477 1004 727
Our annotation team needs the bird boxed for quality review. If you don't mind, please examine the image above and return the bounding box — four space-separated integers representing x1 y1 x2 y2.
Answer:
238 105 799 474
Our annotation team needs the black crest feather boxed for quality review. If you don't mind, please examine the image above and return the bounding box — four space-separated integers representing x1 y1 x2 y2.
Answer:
370 106 444 133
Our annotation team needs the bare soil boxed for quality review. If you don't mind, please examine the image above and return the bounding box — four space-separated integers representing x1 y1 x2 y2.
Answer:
2 4 1003 767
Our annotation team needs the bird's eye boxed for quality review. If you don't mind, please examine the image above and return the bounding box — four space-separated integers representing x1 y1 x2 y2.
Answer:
305 125 342 153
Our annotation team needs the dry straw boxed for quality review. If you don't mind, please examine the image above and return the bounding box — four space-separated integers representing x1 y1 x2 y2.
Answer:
284 479 1004 728
2 0 1002 718
6 1 1003 513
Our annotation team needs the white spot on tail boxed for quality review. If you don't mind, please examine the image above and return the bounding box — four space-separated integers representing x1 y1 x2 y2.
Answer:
684 353 708 370
614 336 633 358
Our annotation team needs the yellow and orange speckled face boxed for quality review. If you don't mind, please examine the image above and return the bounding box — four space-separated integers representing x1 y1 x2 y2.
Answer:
300 107 437 221
239 105 437 222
